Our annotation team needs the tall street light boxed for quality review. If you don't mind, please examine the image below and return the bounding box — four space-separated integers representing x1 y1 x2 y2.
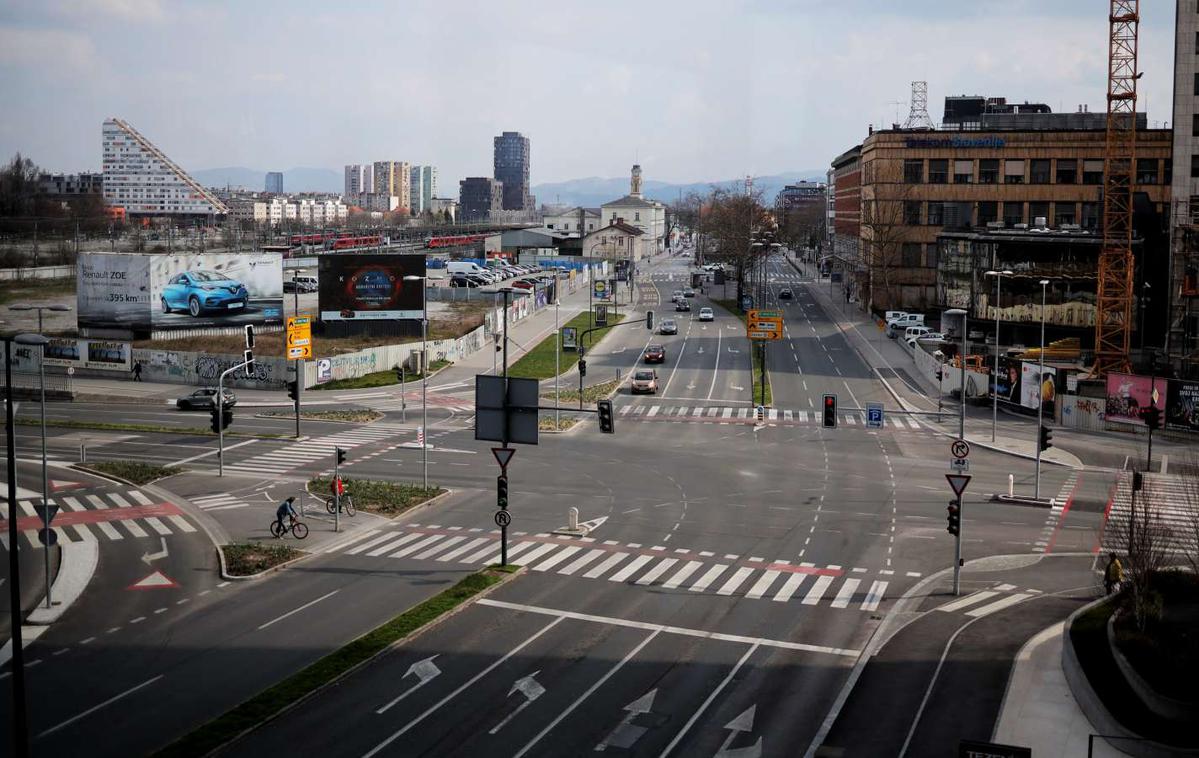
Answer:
984 269 1013 442
8 303 72 334
403 275 429 489
945 308 968 441
1035 279 1050 500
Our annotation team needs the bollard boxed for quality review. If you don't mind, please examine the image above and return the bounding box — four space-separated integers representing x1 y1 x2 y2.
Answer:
80 441 86 463
1008 474 1014 497
568 507 579 531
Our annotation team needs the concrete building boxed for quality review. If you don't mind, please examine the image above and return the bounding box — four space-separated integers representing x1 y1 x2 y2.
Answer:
354 193 401 213
265 172 283 194
543 207 600 235
582 221 646 263
409 165 437 215
230 199 268 225
344 164 373 198
373 161 411 213
38 172 103 198
430 197 457 222
459 177 503 222
494 131 533 211
601 165 666 251
101 117 229 217
1170 0 1199 377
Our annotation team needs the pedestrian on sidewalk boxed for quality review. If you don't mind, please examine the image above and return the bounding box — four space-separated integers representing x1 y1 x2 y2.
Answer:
1103 552 1124 595
131 360 143 382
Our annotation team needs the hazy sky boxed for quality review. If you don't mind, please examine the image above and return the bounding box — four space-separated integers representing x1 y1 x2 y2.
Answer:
0 0 1178 187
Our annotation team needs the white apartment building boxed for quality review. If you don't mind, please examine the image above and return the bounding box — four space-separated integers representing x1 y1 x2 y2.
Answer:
373 161 411 212
344 164 373 197
543 207 600 235
355 193 401 213
232 197 347 227
409 165 437 215
600 165 665 251
230 199 268 225
102 117 229 217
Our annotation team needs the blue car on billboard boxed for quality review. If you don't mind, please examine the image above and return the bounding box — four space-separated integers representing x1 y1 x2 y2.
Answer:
160 270 249 317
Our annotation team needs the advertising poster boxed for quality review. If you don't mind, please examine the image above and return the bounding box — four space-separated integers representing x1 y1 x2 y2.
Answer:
84 340 131 370
43 338 82 365
76 252 153 329
318 254 426 321
151 252 283 328
1020 361 1056 414
1105 372 1166 426
561 327 577 351
1165 378 1199 433
593 279 609 300
990 356 1021 405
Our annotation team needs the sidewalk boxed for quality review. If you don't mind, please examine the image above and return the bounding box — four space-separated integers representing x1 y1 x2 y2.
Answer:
993 621 1129 757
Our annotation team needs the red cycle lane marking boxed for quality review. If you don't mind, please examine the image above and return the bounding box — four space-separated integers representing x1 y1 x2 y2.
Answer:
1043 474 1080 555
1093 473 1123 555
0 501 183 532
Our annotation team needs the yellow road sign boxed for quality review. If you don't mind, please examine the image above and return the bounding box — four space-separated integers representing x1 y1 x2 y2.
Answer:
748 329 781 341
288 344 313 359
286 314 313 358
287 332 311 347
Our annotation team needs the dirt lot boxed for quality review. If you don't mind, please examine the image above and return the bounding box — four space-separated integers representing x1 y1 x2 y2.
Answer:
0 278 78 335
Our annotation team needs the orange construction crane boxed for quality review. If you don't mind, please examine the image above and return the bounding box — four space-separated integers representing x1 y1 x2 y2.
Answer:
1094 0 1140 376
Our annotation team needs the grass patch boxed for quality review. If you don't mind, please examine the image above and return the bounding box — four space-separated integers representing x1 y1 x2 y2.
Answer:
307 476 444 517
508 310 626 380
222 543 303 576
713 298 772 406
539 416 580 431
310 361 450 391
154 567 510 758
17 417 288 439
79 460 179 485
541 379 621 404
260 409 382 423
0 277 76 307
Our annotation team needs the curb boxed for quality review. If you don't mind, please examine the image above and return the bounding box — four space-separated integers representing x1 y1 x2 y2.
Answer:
217 545 311 581
71 464 182 489
27 540 98 626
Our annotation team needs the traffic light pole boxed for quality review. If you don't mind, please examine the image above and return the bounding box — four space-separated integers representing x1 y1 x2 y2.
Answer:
953 497 962 596
294 359 302 440
216 358 253 477
333 448 340 533
501 288 510 567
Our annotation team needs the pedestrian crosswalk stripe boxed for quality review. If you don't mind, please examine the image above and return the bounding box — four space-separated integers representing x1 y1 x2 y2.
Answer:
746 569 782 599
558 548 607 576
716 566 755 596
393 534 450 559
935 590 999 613
802 575 835 605
688 563 728 592
583 552 629 579
772 573 806 602
862 580 888 611
635 557 678 585
692 407 704 417
722 408 733 419
662 560 704 589
647 406 660 417
619 405 631 416
484 540 539 566
413 535 466 561
342 531 398 555
608 554 654 582
531 544 582 571
513 542 559 566
831 578 860 608
965 592 1033 618
322 529 381 554
367 533 422 557
437 536 491 562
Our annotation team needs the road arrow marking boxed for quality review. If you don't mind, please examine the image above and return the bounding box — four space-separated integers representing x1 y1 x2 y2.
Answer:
578 516 608 533
697 347 705 354
730 385 744 391
594 689 656 751
715 705 761 758
489 671 545 734
728 347 740 353
141 537 168 565
686 383 697 390
376 656 441 714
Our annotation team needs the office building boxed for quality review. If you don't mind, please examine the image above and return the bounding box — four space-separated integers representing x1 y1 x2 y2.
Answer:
409 165 437 215
373 161 411 213
265 172 283 194
38 172 103 197
459 177 503 222
344 164 373 199
494 131 533 211
1170 1 1199 377
601 165 666 251
101 117 229 217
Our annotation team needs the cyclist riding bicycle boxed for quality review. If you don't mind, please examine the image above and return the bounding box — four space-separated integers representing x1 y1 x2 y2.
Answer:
274 496 298 537
331 476 347 512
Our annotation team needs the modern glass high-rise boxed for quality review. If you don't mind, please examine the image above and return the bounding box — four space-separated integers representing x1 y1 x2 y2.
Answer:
265 172 283 193
493 131 531 211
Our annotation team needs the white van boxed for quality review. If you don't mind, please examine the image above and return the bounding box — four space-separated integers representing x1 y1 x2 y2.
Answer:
886 313 925 337
884 310 908 323
903 326 932 344
293 275 318 292
447 261 487 277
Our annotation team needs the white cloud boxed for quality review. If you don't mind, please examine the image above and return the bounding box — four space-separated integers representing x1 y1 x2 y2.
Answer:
52 0 165 22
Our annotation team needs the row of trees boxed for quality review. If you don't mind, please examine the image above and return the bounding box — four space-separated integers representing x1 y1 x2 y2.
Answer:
0 153 110 237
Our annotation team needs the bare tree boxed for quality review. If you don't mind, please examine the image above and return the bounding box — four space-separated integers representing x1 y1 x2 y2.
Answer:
697 187 773 304
1114 473 1176 632
859 159 918 312
1180 452 1199 578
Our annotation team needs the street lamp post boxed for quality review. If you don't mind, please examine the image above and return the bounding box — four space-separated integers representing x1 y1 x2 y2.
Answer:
945 308 968 441
1036 279 1050 500
404 275 429 489
984 270 1013 442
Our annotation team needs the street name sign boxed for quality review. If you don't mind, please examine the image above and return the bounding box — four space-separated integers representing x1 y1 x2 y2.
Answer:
946 473 972 498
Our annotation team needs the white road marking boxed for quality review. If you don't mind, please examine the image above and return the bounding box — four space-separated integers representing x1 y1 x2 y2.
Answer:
801 575 835 605
965 593 1034 618
257 589 339 630
634 557 678 585
38 674 165 738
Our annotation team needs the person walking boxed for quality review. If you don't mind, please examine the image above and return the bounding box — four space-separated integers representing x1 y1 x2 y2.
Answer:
132 360 143 382
1103 552 1124 595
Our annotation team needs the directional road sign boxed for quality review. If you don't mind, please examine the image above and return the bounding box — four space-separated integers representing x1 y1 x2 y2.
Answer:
866 403 884 429
287 315 313 360
288 344 313 359
951 439 971 459
945 473 972 498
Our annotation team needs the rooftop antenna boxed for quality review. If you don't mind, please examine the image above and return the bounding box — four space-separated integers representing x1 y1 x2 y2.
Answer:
902 81 934 129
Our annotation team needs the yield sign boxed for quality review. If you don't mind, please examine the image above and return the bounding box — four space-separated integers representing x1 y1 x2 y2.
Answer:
33 503 59 526
492 447 516 471
128 570 179 590
945 474 972 499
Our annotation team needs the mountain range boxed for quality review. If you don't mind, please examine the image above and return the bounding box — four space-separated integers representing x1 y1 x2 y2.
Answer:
190 166 826 206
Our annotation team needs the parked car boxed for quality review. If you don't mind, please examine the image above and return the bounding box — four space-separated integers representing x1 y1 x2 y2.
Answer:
511 279 536 290
659 319 678 335
698 307 715 322
675 299 691 312
630 369 659 394
917 331 947 342
449 275 479 288
643 344 666 363
176 388 237 410
160 270 249 317
778 288 793 300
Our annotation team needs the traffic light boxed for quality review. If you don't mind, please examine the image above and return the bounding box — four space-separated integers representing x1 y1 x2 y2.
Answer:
211 407 233 433
222 408 233 429
597 399 614 433
578 359 587 377
1038 425 1053 452
243 349 255 378
497 475 509 509
822 394 837 428
947 502 960 536
287 380 298 401
210 407 221 434
244 324 255 349
935 369 943 382
336 447 347 465
1132 470 1144 492
1144 406 1162 431
394 365 404 382
646 310 654 331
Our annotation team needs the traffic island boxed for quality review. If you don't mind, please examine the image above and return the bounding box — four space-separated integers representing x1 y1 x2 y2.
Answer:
257 409 383 423
509 311 626 380
76 460 181 486
713 298 773 406
220 543 305 578
154 565 520 758
306 476 446 517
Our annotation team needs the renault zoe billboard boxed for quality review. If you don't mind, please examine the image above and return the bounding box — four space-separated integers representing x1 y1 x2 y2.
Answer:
78 252 284 333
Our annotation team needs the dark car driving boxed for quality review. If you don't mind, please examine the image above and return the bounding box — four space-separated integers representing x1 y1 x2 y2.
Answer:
643 344 666 364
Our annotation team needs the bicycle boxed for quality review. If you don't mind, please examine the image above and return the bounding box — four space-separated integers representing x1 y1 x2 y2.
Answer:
269 516 309 540
325 495 356 517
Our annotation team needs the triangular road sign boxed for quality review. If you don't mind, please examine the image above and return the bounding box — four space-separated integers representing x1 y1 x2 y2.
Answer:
33 503 59 525
492 447 516 469
128 570 180 591
945 474 972 498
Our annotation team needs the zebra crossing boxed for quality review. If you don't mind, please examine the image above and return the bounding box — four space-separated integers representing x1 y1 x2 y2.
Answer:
1102 472 1199 557
323 525 905 611
933 584 1041 618
648 272 807 284
0 489 197 551
1032 471 1078 553
221 422 410 477
191 493 250 512
616 403 925 429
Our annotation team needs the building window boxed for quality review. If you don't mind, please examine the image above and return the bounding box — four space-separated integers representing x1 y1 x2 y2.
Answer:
978 159 999 184
978 201 998 226
1029 201 1050 226
1191 155 1199 178
928 159 948 184
1055 159 1077 184
926 244 939 269
903 159 923 183
904 200 922 225
1002 202 1024 227
1136 158 1158 184
901 243 922 267
1003 159 1025 184
1165 158 1173 183
1082 159 1104 185
1190 196 1199 224
1081 202 1100 230
953 159 973 184
927 201 944 226
1054 203 1077 226
1195 71 1199 95
1030 159 1051 184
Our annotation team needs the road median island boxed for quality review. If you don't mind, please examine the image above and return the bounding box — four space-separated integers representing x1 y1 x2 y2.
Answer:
23 417 289 439
257 408 382 423
153 565 520 758
220 542 305 577
509 310 626 380
306 476 446 517
76 460 181 486
308 360 451 391
712 298 772 406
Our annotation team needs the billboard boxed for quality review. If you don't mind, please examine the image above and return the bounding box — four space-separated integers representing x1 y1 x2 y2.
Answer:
990 356 1021 405
41 338 131 371
1020 361 1056 415
318 254 425 321
1165 378 1199 433
1105 372 1166 426
78 252 283 332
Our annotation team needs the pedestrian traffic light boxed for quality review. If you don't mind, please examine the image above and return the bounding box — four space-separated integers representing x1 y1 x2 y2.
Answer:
1144 406 1161 431
1038 425 1053 452
287 380 298 401
244 324 255 349
947 502 960 536
646 310 654 331
336 447 347 465
822 394 837 428
597 399 614 433
210 407 221 434
394 365 404 382
1132 470 1144 491
497 475 509 509
578 358 587 377
935 369 943 382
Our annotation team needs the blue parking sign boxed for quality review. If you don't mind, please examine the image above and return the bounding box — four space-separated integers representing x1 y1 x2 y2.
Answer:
866 402 884 429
